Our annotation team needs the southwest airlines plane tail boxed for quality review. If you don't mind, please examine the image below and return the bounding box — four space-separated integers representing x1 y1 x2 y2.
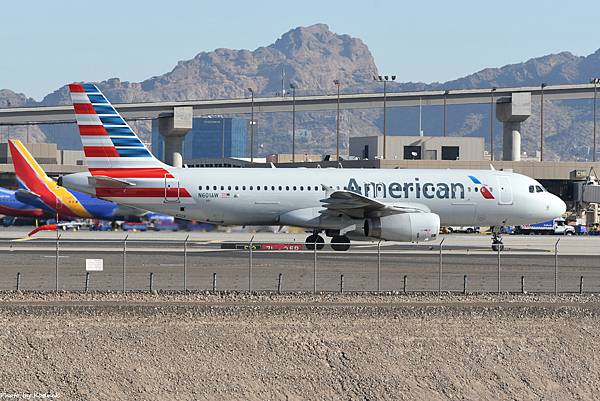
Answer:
9 139 93 218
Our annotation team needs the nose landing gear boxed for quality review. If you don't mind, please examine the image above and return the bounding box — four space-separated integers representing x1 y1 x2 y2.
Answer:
491 226 504 252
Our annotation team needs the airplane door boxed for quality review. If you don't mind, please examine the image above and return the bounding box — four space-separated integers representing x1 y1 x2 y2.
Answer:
496 176 513 205
164 175 180 203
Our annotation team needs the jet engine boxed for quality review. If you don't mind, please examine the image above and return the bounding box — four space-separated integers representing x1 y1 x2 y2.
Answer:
364 212 440 242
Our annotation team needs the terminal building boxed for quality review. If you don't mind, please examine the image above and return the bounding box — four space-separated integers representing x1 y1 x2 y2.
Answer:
349 136 485 161
151 117 248 162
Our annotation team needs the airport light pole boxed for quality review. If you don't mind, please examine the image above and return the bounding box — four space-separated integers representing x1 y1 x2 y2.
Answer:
248 87 255 163
374 75 396 159
540 83 547 162
290 83 296 163
490 87 497 161
592 78 600 162
334 79 341 161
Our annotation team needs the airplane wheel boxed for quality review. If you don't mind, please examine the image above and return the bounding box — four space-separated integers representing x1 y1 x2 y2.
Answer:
305 234 325 250
331 235 351 251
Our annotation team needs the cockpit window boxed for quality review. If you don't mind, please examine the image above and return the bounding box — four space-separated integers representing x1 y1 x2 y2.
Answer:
529 185 535 193
535 185 544 193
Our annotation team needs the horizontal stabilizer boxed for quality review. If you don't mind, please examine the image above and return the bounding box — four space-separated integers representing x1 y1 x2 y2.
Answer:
14 189 41 203
88 176 136 188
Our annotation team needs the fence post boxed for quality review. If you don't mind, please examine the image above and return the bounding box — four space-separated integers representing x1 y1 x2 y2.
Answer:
212 272 217 292
497 242 501 295
183 235 189 293
85 272 90 292
248 235 254 293
580 276 584 294
403 275 407 293
55 234 61 292
313 237 318 294
438 238 445 295
277 273 282 294
554 238 561 295
521 276 525 294
463 274 468 295
122 235 128 294
149 272 154 292
340 274 344 294
16 272 21 291
377 240 381 294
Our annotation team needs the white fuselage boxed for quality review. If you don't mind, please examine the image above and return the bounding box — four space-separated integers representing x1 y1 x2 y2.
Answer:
63 168 566 229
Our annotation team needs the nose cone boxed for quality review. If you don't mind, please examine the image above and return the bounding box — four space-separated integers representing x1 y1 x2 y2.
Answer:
546 194 567 219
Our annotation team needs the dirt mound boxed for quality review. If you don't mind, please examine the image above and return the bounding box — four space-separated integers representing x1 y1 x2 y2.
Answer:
0 293 599 400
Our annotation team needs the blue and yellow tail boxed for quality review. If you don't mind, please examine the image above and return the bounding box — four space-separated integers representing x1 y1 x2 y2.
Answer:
9 139 93 218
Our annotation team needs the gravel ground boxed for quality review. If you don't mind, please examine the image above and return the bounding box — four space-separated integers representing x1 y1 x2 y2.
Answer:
0 292 599 400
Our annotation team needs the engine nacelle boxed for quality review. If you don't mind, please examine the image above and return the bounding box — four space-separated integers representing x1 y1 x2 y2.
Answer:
364 212 440 242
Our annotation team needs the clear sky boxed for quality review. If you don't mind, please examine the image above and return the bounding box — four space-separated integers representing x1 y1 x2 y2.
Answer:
1 0 598 100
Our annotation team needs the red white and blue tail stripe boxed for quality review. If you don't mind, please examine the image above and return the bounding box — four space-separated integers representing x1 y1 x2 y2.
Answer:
68 83 192 203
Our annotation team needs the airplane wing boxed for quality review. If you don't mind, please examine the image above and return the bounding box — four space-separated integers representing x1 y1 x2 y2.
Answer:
320 189 429 219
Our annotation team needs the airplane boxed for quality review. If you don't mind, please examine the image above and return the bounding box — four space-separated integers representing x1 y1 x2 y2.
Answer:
9 139 147 220
60 83 567 251
0 187 47 219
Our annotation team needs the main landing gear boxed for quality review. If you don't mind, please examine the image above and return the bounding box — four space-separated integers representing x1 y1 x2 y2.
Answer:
331 235 351 252
305 231 351 251
305 233 325 250
491 226 505 252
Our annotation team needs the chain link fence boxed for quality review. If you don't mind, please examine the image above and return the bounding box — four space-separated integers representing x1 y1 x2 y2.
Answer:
0 235 598 294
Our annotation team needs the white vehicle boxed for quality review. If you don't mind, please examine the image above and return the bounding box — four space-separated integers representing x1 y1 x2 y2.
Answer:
60 84 566 251
516 218 575 235
446 226 479 234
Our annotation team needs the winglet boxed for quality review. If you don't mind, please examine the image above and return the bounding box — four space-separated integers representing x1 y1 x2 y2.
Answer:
490 164 496 171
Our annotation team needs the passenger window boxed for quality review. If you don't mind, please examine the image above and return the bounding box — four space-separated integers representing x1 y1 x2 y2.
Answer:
293 186 297 191
250 186 253 190
228 186 231 190
300 186 304 191
278 186 282 191
213 186 217 190
271 186 275 191
529 185 535 193
257 186 260 191
235 186 239 190
264 186 268 190
474 187 479 192
242 186 246 190
286 186 290 191
315 186 319 191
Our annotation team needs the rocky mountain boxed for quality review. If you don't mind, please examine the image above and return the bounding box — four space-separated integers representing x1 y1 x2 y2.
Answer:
1 24 600 160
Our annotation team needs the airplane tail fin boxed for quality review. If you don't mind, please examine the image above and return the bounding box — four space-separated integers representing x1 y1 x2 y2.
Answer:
9 139 93 218
67 83 172 179
8 139 54 190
